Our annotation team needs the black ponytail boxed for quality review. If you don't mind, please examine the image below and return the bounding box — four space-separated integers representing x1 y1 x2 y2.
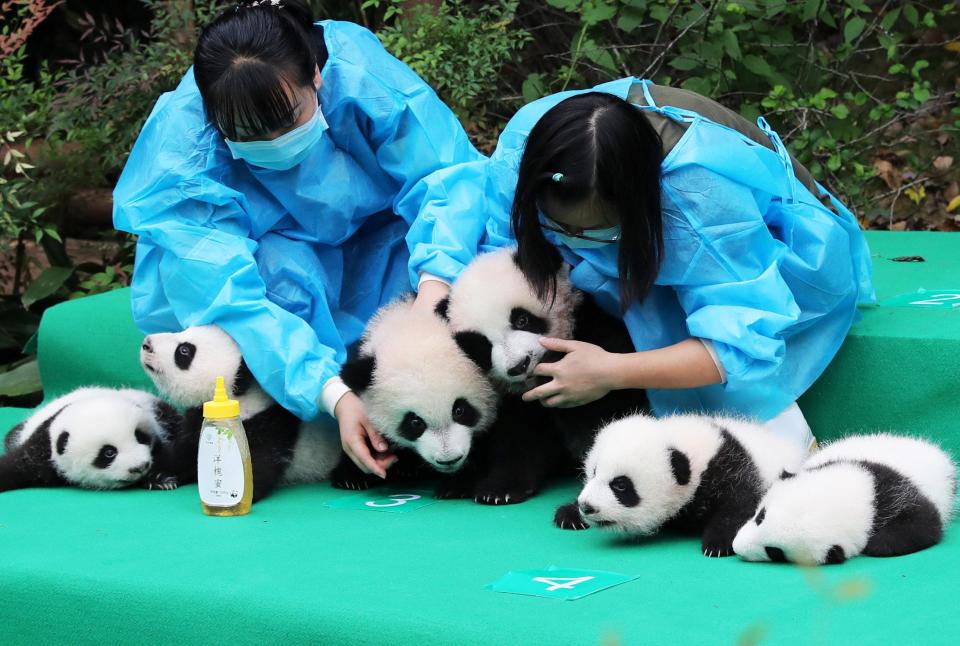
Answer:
511 92 664 309
194 0 320 140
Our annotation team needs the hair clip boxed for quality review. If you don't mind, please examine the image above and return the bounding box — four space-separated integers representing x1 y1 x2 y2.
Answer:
551 172 564 183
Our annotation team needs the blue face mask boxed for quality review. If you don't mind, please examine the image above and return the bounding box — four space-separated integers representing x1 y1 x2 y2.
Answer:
225 101 328 171
540 213 621 249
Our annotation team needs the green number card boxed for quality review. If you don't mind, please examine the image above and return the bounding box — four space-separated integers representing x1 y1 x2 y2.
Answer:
324 490 437 513
879 289 960 310
487 566 637 601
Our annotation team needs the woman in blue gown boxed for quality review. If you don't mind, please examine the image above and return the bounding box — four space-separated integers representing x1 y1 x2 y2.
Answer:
113 0 484 476
405 78 874 450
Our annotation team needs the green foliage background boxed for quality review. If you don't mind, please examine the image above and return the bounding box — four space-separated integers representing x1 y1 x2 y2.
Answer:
0 0 957 378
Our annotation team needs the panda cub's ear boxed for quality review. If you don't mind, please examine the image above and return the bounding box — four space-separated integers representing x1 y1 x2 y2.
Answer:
454 331 493 373
669 448 691 485
340 355 376 393
434 296 450 322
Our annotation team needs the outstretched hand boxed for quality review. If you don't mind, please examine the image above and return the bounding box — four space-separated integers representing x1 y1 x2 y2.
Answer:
521 337 620 408
335 392 397 478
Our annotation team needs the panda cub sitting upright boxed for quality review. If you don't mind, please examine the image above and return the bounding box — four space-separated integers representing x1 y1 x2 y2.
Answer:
733 433 957 565
438 247 647 506
1 387 181 492
338 297 501 493
140 325 341 502
569 413 807 557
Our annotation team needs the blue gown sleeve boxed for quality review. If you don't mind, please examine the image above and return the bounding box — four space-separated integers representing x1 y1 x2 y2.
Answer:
114 84 338 422
659 165 802 392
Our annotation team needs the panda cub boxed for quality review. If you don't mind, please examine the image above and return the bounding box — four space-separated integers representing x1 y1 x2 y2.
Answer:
732 433 957 565
140 325 341 502
568 413 807 557
439 247 647 505
1 387 181 492
338 297 501 493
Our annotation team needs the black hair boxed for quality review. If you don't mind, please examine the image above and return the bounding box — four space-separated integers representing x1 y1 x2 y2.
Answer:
511 92 664 309
194 0 320 140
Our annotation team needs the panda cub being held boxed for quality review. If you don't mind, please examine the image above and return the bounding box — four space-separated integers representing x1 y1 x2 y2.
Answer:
566 413 807 557
438 247 648 506
1 387 181 492
733 433 957 565
338 297 503 495
140 325 341 502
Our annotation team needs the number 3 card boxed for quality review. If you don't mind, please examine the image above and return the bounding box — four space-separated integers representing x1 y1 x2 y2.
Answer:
324 490 437 513
879 289 960 309
487 566 638 601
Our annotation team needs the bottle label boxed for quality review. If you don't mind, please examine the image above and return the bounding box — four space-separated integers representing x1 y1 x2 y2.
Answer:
197 424 245 507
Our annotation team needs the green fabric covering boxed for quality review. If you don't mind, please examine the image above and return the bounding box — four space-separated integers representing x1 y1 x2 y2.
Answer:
800 231 960 453
2 231 959 644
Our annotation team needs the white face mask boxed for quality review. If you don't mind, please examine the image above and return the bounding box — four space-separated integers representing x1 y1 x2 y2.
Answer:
224 100 328 171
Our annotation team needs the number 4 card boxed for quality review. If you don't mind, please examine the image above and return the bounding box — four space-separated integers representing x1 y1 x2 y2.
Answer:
487 566 638 601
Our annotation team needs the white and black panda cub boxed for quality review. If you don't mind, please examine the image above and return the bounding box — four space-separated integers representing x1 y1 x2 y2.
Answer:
1 387 182 492
338 297 505 497
733 433 957 565
567 413 807 557
436 247 647 506
140 325 341 502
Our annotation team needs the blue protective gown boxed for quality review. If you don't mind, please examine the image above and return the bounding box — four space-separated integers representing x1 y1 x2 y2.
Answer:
114 20 484 420
404 77 875 422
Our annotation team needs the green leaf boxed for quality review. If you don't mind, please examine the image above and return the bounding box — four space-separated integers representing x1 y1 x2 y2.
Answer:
844 16 866 43
617 7 645 32
830 104 850 119
827 153 843 171
0 358 41 398
546 0 581 10
582 2 616 26
722 30 742 60
880 7 901 31
669 57 701 72
903 4 919 26
742 54 775 78
522 74 547 103
21 266 74 308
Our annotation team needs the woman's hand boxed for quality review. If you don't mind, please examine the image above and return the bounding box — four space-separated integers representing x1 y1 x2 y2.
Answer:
522 338 622 408
334 392 397 478
413 278 450 315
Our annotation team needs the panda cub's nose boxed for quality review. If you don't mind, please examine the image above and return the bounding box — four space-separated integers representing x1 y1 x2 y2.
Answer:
141 338 153 353
579 502 598 516
507 356 530 376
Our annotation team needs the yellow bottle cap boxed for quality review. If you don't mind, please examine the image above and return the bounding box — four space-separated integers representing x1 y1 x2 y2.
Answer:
203 376 240 419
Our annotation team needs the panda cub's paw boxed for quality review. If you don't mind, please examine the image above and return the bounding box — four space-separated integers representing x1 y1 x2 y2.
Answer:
142 472 179 491
473 479 536 506
700 534 736 558
553 502 590 530
330 458 380 491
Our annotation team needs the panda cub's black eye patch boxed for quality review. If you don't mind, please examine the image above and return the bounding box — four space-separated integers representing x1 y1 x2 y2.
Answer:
510 308 548 334
398 412 427 440
451 398 479 427
93 445 119 469
135 429 152 445
174 342 197 370
609 475 640 507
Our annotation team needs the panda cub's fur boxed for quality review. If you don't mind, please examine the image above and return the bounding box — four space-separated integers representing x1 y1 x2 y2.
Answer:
339 297 501 493
140 325 341 502
438 247 647 507
1 387 181 492
568 413 807 556
732 433 957 565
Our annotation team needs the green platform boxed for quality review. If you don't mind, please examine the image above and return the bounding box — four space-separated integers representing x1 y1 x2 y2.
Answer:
1 231 958 644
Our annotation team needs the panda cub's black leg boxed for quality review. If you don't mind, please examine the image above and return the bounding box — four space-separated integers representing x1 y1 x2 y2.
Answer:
701 504 757 558
330 452 382 491
554 501 589 530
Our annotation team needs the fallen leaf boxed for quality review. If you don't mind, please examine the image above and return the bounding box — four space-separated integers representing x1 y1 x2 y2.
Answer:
891 221 908 230
945 182 960 201
934 156 954 171
905 185 926 204
938 133 951 146
945 41 960 53
873 159 901 189
947 195 960 213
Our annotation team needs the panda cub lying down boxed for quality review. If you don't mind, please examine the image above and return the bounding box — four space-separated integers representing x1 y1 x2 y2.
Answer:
1 387 181 492
733 433 957 564
140 325 341 502
563 413 808 557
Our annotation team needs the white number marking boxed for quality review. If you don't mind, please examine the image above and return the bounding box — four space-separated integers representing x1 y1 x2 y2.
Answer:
532 576 596 591
365 494 422 508
909 293 960 306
